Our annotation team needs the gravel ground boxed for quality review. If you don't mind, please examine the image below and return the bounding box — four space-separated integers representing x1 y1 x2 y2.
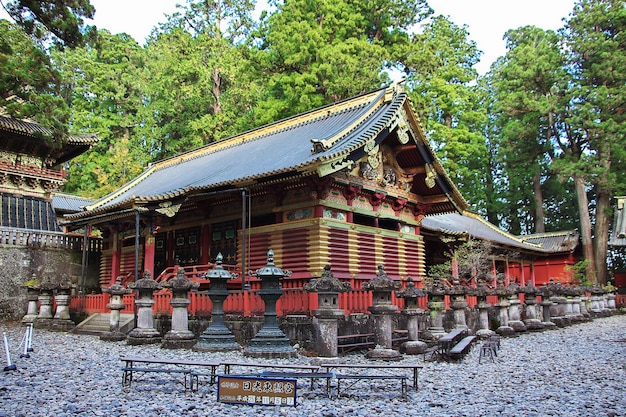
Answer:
0 314 624 417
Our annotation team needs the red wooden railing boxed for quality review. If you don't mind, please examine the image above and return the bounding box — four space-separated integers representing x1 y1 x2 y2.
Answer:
69 289 621 318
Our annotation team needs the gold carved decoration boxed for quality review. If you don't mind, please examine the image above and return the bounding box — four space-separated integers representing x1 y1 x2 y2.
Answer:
425 164 437 189
155 201 182 217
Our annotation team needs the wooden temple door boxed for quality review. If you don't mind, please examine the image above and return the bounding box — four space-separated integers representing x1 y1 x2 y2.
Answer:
173 227 201 266
209 220 239 265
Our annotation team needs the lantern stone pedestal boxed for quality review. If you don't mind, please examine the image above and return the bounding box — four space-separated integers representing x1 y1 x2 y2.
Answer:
579 293 591 320
304 265 351 358
127 271 162 345
52 281 75 332
396 277 428 355
162 267 199 349
495 284 515 337
423 277 447 341
21 283 40 324
521 284 544 331
363 265 402 361
506 284 526 332
101 277 133 341
34 282 57 329
193 254 240 352
244 250 297 359
472 282 495 339
448 282 469 329
539 289 557 330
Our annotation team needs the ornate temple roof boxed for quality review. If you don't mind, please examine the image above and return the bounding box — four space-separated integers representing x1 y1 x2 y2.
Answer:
422 210 579 254
66 84 468 225
0 115 99 165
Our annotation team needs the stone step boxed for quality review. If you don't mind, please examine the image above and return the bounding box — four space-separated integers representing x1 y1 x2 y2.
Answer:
71 313 134 336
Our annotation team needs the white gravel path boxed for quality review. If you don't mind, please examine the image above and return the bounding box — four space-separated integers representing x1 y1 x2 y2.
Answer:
0 314 624 417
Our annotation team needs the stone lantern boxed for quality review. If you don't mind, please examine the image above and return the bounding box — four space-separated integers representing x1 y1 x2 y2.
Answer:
101 276 133 341
494 277 515 336
588 284 605 316
538 283 557 330
363 264 402 361
506 281 526 332
395 276 427 355
469 277 495 339
547 281 568 326
424 276 447 340
193 254 240 352
446 278 469 329
127 271 162 345
244 250 297 358
520 282 544 331
304 265 351 357
52 277 75 332
162 267 199 349
21 275 41 324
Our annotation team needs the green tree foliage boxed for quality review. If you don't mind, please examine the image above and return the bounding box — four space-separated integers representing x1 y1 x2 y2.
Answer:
140 0 262 160
3 0 95 47
54 30 147 197
253 0 431 122
402 15 489 213
0 19 69 134
490 26 573 234
559 0 626 284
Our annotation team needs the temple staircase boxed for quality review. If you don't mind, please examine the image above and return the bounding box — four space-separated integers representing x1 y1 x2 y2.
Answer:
71 313 135 336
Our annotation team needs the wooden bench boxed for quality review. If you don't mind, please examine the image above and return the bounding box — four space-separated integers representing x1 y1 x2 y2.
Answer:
337 333 376 354
448 335 477 360
121 356 220 392
321 363 422 397
121 367 195 391
433 328 467 360
335 374 408 397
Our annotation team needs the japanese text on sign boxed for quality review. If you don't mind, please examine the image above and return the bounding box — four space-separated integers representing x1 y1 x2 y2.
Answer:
217 375 297 407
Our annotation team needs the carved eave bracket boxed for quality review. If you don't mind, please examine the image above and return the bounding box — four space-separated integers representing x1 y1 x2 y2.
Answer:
342 184 362 206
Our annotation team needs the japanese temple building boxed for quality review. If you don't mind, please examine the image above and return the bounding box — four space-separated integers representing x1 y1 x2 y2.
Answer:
0 115 98 231
63 84 579 291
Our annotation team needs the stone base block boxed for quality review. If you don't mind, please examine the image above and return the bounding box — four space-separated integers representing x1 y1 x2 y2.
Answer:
365 347 403 361
541 321 558 330
100 331 127 342
523 319 544 331
21 315 37 324
508 320 527 332
496 325 516 337
476 329 495 339
33 318 54 330
193 338 241 352
126 328 162 345
126 335 162 345
552 317 571 327
402 340 428 355
50 320 75 332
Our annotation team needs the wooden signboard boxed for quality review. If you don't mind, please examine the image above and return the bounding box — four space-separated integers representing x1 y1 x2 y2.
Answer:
217 375 297 407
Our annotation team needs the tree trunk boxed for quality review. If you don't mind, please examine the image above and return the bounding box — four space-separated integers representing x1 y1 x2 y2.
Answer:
532 171 545 233
594 190 610 286
574 174 597 283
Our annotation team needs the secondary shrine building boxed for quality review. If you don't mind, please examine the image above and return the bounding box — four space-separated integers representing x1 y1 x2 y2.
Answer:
64 84 577 290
